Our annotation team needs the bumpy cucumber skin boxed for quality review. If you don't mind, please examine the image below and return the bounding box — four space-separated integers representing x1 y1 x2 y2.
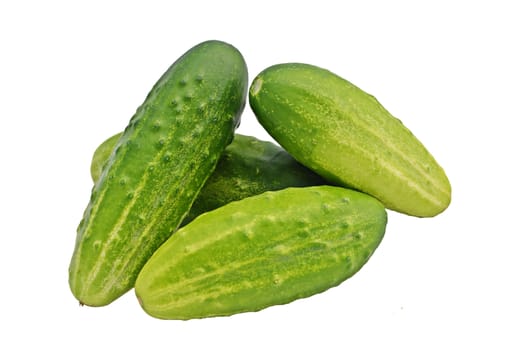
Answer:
249 63 451 217
69 40 248 306
135 185 387 320
91 132 327 224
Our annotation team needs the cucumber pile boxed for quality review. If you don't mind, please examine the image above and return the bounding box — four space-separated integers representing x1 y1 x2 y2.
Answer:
68 40 451 319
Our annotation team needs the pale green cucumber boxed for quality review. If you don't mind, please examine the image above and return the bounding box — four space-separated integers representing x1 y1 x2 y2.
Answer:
249 63 451 217
90 132 328 224
69 40 248 306
135 185 387 320
90 133 121 184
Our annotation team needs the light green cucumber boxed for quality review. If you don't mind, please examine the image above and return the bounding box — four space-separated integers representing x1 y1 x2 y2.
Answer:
249 63 451 217
135 185 387 320
69 40 248 306
90 132 121 185
91 132 328 224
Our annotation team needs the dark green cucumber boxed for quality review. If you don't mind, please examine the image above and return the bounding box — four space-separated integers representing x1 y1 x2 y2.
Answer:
69 40 248 306
90 132 328 224
249 63 451 217
135 185 387 320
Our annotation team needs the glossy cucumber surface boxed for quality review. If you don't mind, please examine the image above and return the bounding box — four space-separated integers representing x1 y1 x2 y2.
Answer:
69 40 248 306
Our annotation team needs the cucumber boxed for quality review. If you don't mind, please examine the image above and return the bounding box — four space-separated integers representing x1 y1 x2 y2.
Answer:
90 133 121 185
69 40 248 306
249 63 451 217
135 185 387 320
90 132 328 224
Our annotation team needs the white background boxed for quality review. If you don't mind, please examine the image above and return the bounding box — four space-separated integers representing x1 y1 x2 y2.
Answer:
1 0 519 348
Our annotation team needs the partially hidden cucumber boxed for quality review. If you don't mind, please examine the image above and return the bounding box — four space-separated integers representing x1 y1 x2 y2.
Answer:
69 40 248 306
249 63 451 217
90 132 121 185
91 132 328 224
135 185 387 320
